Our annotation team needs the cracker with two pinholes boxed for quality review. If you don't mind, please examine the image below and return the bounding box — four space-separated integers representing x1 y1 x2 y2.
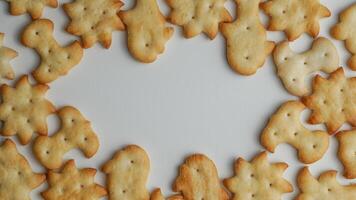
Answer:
261 0 330 41
166 0 232 39
63 0 125 49
0 33 18 80
3 0 58 19
22 19 83 84
220 0 275 75
0 75 55 144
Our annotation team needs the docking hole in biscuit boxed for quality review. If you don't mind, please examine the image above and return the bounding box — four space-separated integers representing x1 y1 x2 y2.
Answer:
0 33 18 80
33 106 99 169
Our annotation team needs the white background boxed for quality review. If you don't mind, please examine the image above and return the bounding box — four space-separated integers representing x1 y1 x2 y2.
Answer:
1 0 356 199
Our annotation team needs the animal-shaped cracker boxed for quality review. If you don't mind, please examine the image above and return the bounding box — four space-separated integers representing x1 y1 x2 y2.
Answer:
42 159 107 200
261 101 329 164
22 19 83 84
336 130 356 179
224 151 293 200
173 154 229 200
150 189 183 200
296 167 356 200
302 67 356 134
63 0 125 49
102 145 151 200
166 0 232 39
0 75 55 145
0 139 46 200
33 106 99 169
119 0 174 63
0 33 18 80
220 0 275 75
261 0 330 41
331 4 356 70
274 37 339 96
3 0 58 19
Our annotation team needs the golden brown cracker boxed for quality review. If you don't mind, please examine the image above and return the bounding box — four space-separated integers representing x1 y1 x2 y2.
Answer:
296 167 356 200
42 159 107 200
331 3 356 70
150 189 183 200
33 106 99 169
220 0 275 75
166 0 232 39
21 19 83 84
63 0 125 49
0 139 46 200
4 0 58 19
119 0 174 63
273 37 339 96
102 145 150 200
0 75 55 145
261 0 330 41
224 151 293 200
336 129 356 179
0 33 18 80
302 67 356 134
173 154 229 200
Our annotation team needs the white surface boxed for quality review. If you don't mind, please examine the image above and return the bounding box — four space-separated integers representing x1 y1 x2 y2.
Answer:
0 0 356 199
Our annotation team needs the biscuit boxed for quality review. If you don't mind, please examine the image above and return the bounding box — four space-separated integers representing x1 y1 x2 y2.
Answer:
296 167 356 200
0 75 55 145
336 130 356 179
166 0 232 39
173 154 229 200
0 139 46 200
4 0 58 19
21 19 83 84
119 0 174 63
273 37 339 96
224 151 293 200
220 0 275 75
331 4 356 70
33 106 99 169
261 0 330 41
42 159 107 199
0 33 18 80
102 145 151 200
302 67 356 134
150 189 183 200
261 101 329 164
63 0 125 49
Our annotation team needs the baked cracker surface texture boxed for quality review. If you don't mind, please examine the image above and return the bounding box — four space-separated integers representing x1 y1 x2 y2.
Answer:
166 0 232 39
63 0 125 49
261 100 329 164
0 32 18 80
261 0 330 41
4 0 58 19
331 3 356 70
336 129 356 179
0 75 55 145
224 151 293 200
0 139 46 200
119 0 174 63
220 0 275 75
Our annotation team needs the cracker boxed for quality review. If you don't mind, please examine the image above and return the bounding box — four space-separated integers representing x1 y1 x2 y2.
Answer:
0 139 46 200
261 0 330 41
0 75 55 145
331 4 356 70
0 33 18 80
33 106 99 169
302 67 356 134
119 0 174 63
261 101 329 164
102 145 151 200
166 0 232 39
296 167 356 200
42 159 107 199
224 151 293 200
220 0 275 75
336 129 356 179
151 189 183 200
4 0 58 19
63 0 125 49
21 19 83 84
173 154 229 200
274 37 339 96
